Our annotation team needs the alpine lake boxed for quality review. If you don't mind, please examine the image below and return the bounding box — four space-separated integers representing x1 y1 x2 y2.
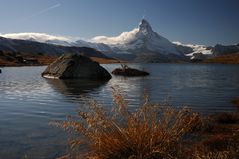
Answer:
0 63 239 158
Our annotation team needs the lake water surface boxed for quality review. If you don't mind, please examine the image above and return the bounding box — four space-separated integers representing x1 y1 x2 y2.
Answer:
0 64 239 158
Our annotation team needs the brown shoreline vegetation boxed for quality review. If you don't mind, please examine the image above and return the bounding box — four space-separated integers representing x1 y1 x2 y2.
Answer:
0 50 120 67
51 89 239 159
1 50 239 67
0 51 58 66
202 53 239 64
231 97 239 108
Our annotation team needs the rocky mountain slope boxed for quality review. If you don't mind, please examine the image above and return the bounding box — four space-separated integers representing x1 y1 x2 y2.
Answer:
0 37 110 59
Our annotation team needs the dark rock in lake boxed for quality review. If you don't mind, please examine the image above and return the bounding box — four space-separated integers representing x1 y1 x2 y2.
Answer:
42 53 112 80
0 69 1 73
112 65 149 76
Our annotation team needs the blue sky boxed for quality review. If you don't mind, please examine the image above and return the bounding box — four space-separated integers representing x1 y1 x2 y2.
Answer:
0 0 239 46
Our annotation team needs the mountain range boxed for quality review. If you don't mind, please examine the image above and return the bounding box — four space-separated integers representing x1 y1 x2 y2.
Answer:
1 19 239 62
0 36 109 59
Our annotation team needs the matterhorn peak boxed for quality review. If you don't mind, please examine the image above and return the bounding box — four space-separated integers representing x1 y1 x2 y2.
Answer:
139 19 153 35
91 18 183 58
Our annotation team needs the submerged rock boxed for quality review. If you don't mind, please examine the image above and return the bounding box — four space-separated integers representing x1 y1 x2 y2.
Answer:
112 65 149 76
42 53 111 80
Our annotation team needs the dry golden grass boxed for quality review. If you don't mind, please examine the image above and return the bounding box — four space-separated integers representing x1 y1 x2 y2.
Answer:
193 135 239 159
231 97 239 108
0 58 17 66
51 88 239 159
0 49 120 67
0 53 58 66
90 57 121 64
52 88 204 159
34 55 58 65
203 53 239 64
192 113 239 159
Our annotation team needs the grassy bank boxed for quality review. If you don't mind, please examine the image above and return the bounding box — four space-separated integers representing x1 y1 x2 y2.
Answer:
0 50 121 67
0 52 58 67
52 89 239 159
203 53 239 64
231 97 239 108
0 54 120 67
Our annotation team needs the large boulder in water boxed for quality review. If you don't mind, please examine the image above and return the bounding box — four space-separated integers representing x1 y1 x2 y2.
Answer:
42 53 112 80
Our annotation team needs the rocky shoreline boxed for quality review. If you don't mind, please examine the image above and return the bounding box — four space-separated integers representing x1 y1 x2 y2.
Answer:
1 52 239 67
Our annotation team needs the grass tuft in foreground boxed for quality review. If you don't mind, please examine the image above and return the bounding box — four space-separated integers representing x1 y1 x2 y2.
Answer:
52 88 202 159
51 88 239 159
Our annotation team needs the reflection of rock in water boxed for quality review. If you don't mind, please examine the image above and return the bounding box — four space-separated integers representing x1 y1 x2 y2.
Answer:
45 79 108 96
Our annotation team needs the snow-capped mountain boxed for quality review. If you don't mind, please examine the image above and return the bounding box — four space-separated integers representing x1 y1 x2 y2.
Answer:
1 20 186 62
0 36 110 59
91 19 184 58
0 32 113 53
213 44 239 56
173 42 213 60
1 19 238 62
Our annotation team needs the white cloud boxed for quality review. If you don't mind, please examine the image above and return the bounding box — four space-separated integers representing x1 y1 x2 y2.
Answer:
91 28 139 45
0 32 73 43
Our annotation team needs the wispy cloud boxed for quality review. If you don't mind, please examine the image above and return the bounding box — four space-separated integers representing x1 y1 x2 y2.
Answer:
91 28 139 45
17 3 61 22
28 3 61 19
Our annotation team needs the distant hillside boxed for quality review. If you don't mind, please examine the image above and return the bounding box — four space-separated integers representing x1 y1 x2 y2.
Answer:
0 36 120 66
212 44 239 56
0 37 110 59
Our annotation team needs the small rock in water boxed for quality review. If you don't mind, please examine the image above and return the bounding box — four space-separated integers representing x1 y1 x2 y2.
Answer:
42 53 112 80
112 64 149 76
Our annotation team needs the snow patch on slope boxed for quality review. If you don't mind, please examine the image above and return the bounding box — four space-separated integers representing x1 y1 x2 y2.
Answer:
173 41 213 56
186 45 212 56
